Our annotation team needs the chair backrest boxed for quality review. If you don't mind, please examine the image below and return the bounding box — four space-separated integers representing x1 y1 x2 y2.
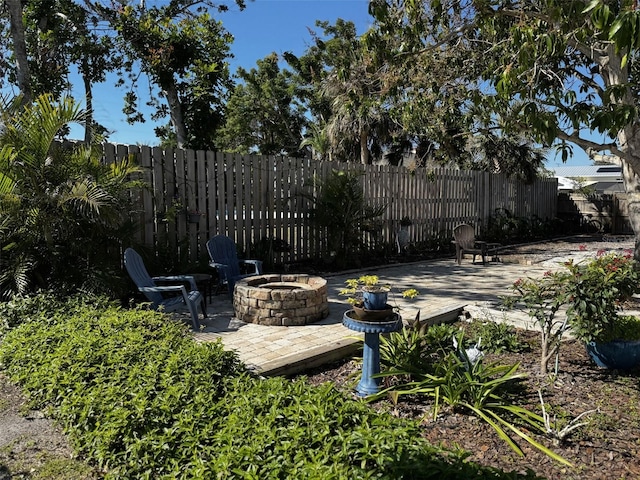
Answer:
206 235 241 279
123 248 163 305
453 224 476 249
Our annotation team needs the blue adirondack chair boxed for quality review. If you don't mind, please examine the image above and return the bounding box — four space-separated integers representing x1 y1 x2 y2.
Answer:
123 248 206 330
206 235 263 296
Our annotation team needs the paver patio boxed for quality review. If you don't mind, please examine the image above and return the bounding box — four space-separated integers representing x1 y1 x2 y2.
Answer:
190 253 566 376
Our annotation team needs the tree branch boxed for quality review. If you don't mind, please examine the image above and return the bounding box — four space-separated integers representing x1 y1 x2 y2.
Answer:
557 130 625 160
572 69 604 97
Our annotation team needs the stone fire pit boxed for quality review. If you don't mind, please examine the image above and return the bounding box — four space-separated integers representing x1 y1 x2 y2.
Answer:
233 274 329 326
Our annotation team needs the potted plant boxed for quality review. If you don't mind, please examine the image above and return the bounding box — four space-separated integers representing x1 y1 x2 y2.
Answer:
340 275 419 321
563 251 640 369
186 209 203 224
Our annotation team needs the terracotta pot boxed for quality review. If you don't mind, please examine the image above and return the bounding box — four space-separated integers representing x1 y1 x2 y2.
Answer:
352 303 395 322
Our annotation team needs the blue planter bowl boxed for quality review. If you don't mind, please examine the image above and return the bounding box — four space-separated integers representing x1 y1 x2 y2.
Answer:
362 290 388 310
586 340 640 370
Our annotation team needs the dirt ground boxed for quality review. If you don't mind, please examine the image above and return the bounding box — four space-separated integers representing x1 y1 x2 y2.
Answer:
1 235 639 479
0 373 99 479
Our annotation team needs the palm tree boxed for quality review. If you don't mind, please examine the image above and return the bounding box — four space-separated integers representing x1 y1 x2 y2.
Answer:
0 93 143 299
300 124 332 162
322 59 390 165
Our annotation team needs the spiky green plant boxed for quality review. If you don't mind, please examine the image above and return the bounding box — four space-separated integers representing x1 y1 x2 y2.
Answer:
301 169 386 268
375 333 572 466
0 94 144 299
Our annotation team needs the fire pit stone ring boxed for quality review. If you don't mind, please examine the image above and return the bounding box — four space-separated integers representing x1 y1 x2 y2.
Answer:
233 274 329 326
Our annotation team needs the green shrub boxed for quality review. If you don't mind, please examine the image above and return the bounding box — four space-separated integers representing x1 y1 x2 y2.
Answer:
0 95 143 299
380 318 433 375
564 251 640 343
301 169 386 269
425 322 459 351
466 320 529 354
380 320 458 377
0 291 115 334
0 300 244 477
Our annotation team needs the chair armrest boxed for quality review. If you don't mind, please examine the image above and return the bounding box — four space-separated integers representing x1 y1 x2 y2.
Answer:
152 275 198 291
139 285 189 295
239 259 263 275
140 285 196 307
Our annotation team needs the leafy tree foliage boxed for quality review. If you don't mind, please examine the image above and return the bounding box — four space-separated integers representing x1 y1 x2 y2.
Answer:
218 53 308 156
1 0 119 140
289 20 396 164
287 15 544 173
0 94 143 299
90 0 244 150
360 1 547 174
2 0 244 149
368 0 640 251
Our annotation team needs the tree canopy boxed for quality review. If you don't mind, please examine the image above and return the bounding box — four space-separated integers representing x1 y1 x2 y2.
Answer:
365 0 640 248
1 0 245 148
218 53 308 156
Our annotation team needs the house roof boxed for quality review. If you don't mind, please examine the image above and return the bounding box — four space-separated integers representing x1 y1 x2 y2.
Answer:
550 164 622 179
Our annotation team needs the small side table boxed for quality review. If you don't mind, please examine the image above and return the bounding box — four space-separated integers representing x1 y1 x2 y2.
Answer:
343 311 402 396
190 273 213 306
485 243 502 262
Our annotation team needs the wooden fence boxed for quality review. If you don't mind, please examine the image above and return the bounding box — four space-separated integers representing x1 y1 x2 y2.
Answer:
103 144 558 266
557 192 633 235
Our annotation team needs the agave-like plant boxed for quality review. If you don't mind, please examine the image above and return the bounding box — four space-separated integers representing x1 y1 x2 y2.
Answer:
374 332 572 467
0 94 144 299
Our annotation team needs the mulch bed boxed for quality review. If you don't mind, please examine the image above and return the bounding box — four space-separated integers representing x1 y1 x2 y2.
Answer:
297 231 640 480
298 330 640 479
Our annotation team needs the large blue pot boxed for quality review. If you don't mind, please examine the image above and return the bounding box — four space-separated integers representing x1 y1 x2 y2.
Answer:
362 290 388 310
586 340 640 370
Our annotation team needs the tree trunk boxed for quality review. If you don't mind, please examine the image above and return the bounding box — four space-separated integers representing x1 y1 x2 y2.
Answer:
7 0 32 103
163 80 187 149
82 59 94 144
619 127 640 259
359 129 369 164
599 44 640 259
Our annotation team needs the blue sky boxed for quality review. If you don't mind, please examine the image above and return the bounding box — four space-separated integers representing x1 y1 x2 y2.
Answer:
67 0 594 166
73 0 373 147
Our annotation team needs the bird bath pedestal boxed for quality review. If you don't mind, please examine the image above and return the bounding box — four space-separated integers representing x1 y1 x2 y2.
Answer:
343 310 402 396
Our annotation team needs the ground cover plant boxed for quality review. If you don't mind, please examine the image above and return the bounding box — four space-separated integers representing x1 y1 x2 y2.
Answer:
0 294 544 479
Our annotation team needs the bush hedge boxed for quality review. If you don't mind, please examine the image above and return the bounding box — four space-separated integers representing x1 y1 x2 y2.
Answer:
0 296 539 479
